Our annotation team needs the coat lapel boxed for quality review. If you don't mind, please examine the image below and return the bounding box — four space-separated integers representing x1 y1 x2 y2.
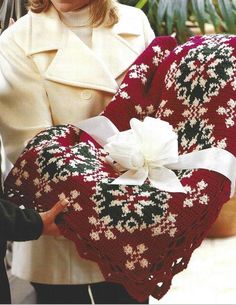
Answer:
92 27 139 80
45 29 119 94
25 4 143 93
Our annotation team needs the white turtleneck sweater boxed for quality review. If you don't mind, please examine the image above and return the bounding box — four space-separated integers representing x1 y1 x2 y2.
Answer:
59 5 92 47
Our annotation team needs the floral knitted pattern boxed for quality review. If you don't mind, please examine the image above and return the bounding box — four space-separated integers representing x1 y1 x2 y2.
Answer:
4 35 236 301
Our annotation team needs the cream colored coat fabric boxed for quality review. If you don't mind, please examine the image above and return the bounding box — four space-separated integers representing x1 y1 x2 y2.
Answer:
0 4 154 283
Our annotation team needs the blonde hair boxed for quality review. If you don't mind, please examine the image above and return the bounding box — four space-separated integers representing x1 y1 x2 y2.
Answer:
28 0 119 27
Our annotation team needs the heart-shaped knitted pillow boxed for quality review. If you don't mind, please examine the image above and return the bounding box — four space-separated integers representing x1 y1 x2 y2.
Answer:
4 35 236 301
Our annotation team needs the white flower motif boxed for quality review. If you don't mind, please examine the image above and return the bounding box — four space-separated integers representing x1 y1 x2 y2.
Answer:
226 118 234 127
12 168 19 175
20 160 27 167
174 45 183 54
120 91 129 99
152 45 161 53
44 185 52 193
167 213 176 223
183 180 208 208
184 185 192 193
217 138 227 149
140 63 149 72
22 171 29 179
58 193 66 200
199 194 209 205
124 244 149 270
217 99 236 128
36 191 41 198
34 178 40 186
129 63 149 84
152 215 162 223
89 216 97 225
163 109 173 117
124 244 133 255
102 215 112 225
72 202 82 212
15 179 22 187
140 258 149 268
71 190 80 199
152 227 162 236
105 230 115 240
90 231 100 241
125 261 135 270
137 243 147 254
198 180 208 190
169 228 177 237
111 83 130 101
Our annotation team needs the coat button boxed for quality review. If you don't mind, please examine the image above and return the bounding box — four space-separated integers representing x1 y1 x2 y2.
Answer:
81 90 92 100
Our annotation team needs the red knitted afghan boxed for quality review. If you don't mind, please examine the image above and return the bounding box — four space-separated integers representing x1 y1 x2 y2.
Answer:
4 35 236 301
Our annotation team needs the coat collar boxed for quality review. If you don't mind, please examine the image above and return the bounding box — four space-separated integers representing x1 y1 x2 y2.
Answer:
24 4 143 93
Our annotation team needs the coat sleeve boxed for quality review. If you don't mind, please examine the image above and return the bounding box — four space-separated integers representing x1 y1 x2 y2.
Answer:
0 199 43 241
0 31 53 164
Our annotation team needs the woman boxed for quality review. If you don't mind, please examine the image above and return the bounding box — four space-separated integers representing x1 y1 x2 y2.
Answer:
0 198 69 304
0 0 155 303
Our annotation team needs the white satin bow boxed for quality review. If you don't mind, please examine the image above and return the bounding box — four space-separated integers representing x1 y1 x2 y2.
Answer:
103 117 186 193
77 116 236 196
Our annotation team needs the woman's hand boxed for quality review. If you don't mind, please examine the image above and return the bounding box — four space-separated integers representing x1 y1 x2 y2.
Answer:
39 199 69 236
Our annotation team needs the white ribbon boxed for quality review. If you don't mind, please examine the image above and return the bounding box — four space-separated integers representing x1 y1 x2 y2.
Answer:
76 116 236 197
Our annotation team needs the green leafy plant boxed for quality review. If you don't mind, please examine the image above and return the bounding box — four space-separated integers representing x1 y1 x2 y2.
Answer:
119 0 236 43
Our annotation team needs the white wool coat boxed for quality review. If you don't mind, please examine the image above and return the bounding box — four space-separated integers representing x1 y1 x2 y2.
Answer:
0 3 154 283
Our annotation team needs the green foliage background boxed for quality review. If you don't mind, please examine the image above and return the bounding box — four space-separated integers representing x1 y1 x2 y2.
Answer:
119 0 236 43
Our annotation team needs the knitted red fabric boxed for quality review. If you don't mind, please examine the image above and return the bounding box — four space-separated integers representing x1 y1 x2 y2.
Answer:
4 35 236 301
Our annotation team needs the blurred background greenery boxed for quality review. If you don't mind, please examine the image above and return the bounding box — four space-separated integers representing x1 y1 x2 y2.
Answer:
119 0 236 43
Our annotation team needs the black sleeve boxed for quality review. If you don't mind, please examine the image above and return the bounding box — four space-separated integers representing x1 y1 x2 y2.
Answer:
0 199 43 241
